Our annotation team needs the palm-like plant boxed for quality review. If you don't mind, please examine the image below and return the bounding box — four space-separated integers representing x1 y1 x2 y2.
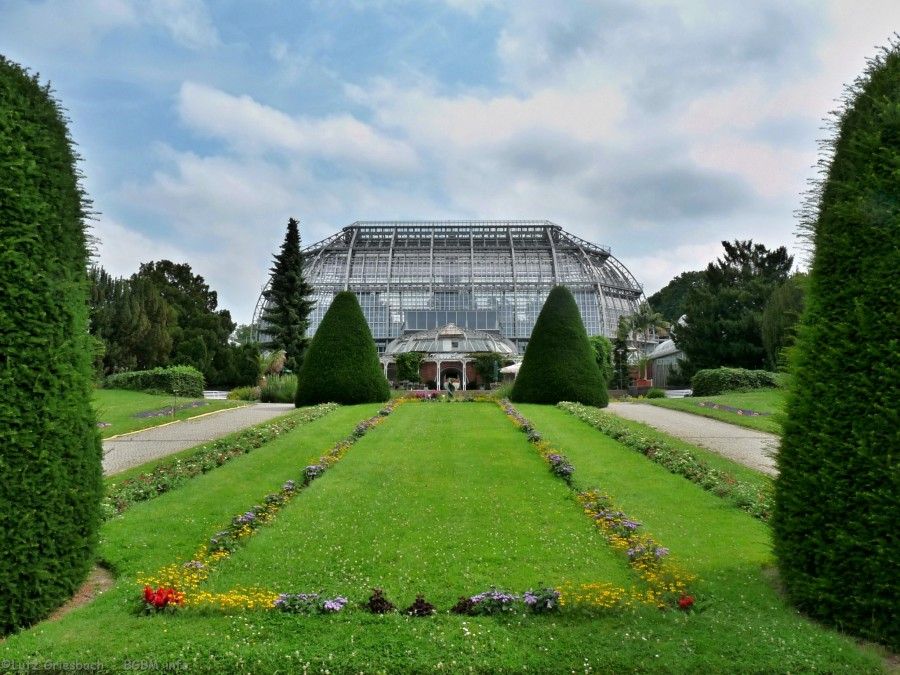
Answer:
619 302 669 379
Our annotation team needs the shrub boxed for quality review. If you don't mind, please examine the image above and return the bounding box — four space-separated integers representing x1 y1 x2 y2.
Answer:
690 367 778 396
365 588 396 614
589 335 615 387
104 365 205 397
260 374 297 403
227 386 260 401
295 291 390 405
773 43 900 649
645 388 665 399
0 56 103 633
511 286 608 407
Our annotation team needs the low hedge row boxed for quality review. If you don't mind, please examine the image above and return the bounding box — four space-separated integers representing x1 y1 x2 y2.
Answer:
105 366 205 398
558 402 773 521
103 403 338 518
691 367 778 396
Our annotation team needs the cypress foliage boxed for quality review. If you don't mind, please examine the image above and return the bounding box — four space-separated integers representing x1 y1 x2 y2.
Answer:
773 42 900 649
510 286 608 407
0 56 103 633
295 291 390 405
261 218 315 374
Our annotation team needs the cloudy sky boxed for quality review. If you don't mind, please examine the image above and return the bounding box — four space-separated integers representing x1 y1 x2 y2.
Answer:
2 1 897 324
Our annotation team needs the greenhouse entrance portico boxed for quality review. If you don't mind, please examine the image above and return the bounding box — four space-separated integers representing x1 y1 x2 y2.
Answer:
381 323 519 390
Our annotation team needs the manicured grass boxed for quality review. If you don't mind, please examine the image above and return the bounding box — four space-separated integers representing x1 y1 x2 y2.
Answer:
1 404 883 673
93 389 244 438
207 403 632 602
645 388 785 435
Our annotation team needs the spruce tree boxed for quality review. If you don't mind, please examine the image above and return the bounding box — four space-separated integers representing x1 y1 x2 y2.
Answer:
295 291 390 405
773 42 900 649
261 218 315 374
0 56 103 633
510 286 608 407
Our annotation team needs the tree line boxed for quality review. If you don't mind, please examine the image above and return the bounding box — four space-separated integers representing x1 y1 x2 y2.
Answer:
648 239 806 375
88 260 258 388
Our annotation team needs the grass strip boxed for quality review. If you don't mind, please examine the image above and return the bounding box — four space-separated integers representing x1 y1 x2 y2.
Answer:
559 401 773 521
499 400 696 611
137 399 404 612
103 403 338 518
94 389 245 438
644 389 784 435
203 402 634 606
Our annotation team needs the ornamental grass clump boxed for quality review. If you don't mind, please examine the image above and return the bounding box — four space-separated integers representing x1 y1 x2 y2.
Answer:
511 285 608 407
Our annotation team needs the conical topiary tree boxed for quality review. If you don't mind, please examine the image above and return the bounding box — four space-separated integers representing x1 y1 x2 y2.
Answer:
773 42 900 650
295 291 390 405
0 56 103 633
510 285 608 407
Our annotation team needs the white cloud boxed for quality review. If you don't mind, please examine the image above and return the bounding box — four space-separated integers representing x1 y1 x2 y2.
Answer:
178 82 419 173
0 0 218 52
91 216 189 278
620 242 725 296
142 0 219 49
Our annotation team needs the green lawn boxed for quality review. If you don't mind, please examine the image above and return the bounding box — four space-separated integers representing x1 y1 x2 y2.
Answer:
645 388 785 435
1 402 883 673
206 403 632 602
93 388 245 438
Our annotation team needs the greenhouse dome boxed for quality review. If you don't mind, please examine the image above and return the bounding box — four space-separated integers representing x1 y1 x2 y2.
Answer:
253 220 646 354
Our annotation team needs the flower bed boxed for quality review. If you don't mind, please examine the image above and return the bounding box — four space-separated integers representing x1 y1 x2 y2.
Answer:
137 399 403 612
558 401 773 521
499 399 696 611
105 403 339 518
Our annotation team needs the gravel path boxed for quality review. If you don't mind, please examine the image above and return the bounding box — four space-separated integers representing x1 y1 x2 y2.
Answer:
102 403 295 475
606 402 779 476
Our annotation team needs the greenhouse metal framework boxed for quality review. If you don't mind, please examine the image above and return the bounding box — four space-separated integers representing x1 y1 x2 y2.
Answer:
252 220 645 354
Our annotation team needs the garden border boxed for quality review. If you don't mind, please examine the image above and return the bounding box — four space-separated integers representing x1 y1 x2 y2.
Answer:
104 403 339 518
558 401 773 521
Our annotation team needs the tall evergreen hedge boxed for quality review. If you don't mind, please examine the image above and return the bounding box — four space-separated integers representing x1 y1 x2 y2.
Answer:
773 43 900 649
510 286 608 407
0 56 103 633
295 291 390 405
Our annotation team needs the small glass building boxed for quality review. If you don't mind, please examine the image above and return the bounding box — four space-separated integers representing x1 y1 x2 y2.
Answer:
253 220 645 354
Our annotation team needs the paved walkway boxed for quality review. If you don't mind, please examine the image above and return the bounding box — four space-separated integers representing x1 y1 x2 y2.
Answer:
606 402 779 476
102 403 295 475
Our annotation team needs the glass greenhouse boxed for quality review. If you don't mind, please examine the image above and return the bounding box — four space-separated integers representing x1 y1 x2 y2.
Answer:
253 220 645 354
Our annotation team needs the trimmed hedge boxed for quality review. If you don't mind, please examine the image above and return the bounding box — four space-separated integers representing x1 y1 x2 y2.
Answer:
0 56 103 633
295 291 390 405
104 365 205 398
773 43 900 649
690 367 778 396
511 286 608 407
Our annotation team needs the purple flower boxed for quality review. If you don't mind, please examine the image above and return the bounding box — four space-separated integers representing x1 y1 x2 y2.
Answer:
654 547 670 557
321 596 348 612
282 480 296 492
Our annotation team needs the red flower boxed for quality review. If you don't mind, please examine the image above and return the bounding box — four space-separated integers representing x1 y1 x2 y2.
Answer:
678 595 694 610
143 585 183 609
